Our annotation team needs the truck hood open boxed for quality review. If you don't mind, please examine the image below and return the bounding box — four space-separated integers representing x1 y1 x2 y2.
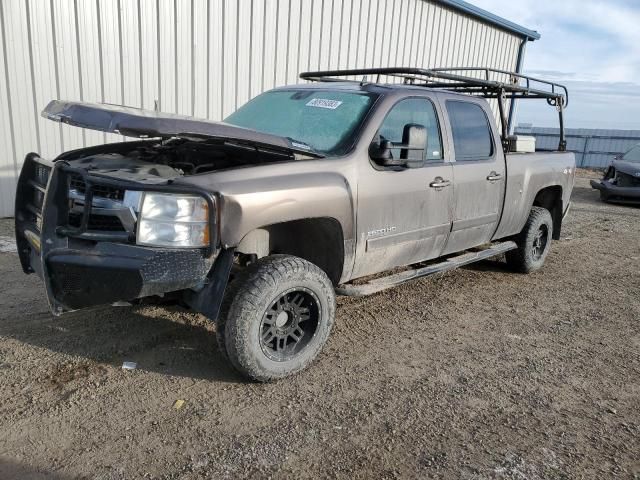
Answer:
42 100 322 157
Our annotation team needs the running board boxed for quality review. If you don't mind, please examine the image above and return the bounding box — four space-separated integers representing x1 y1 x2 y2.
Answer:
336 241 517 297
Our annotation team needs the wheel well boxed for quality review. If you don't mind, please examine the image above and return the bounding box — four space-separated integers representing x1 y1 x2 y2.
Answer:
533 186 563 240
236 218 345 285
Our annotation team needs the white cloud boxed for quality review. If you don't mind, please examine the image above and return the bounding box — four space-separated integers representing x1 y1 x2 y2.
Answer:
471 0 640 128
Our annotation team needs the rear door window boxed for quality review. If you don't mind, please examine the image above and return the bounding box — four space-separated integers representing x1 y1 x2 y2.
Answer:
446 101 494 161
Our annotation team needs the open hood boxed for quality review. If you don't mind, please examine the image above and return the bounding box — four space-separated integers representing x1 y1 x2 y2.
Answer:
42 100 322 157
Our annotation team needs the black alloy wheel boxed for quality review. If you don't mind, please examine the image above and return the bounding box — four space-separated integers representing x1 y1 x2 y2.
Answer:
260 288 320 362
531 224 549 261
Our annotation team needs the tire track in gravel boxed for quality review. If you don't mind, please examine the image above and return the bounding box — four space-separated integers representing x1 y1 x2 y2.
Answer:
0 172 639 479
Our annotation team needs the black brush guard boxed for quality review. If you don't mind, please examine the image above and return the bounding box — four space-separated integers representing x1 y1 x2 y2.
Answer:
15 154 231 317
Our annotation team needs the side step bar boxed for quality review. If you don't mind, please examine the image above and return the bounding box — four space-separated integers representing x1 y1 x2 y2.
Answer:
336 241 517 297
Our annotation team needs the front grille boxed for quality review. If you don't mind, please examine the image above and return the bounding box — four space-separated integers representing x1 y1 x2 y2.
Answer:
69 173 125 201
68 212 126 232
67 174 129 232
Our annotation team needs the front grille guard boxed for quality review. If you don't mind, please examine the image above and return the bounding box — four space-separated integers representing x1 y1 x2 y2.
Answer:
55 163 219 254
16 154 219 315
17 155 219 256
15 153 52 274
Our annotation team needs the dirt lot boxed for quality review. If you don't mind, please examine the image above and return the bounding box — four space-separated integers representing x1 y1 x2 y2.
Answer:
0 171 638 479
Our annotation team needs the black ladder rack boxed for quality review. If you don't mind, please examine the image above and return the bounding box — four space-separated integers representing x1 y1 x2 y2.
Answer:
299 67 569 152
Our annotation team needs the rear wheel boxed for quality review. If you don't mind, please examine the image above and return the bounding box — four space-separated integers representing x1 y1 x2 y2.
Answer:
506 206 553 273
218 255 335 381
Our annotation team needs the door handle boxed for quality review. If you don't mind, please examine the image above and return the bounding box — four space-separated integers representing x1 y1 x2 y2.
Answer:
429 177 451 189
486 171 503 182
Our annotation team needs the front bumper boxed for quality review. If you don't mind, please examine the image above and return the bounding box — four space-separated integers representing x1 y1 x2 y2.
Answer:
41 242 213 311
15 154 227 316
590 179 640 203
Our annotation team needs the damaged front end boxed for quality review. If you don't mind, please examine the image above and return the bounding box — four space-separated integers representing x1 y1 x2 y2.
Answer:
14 152 231 317
590 161 640 204
15 99 325 318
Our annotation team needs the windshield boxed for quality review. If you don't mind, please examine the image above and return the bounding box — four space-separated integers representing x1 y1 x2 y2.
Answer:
224 89 378 155
622 144 640 163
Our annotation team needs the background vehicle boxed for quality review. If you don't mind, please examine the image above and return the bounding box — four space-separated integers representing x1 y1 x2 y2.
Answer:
591 143 640 204
15 67 575 381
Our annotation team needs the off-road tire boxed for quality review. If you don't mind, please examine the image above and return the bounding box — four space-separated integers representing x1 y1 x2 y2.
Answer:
218 254 336 382
506 206 553 273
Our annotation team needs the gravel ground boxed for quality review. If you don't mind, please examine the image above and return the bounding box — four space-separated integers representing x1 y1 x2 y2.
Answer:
0 171 639 479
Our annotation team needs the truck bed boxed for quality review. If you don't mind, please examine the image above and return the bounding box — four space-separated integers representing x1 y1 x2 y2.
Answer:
494 151 576 240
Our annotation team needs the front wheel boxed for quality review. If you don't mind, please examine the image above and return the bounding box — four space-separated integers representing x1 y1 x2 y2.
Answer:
218 255 336 382
506 206 553 273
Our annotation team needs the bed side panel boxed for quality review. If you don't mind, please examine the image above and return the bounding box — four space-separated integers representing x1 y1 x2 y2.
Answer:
493 152 575 239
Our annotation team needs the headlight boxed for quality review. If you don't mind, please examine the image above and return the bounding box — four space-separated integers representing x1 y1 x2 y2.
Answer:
136 193 209 247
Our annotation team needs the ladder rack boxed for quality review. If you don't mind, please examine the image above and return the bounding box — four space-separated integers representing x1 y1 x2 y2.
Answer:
300 67 569 152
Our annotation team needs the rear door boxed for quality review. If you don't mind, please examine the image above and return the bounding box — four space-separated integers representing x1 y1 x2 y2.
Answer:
440 98 506 255
353 97 453 278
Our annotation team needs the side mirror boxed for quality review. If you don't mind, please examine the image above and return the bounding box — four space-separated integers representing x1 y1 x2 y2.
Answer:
370 138 406 168
369 124 428 168
400 124 427 167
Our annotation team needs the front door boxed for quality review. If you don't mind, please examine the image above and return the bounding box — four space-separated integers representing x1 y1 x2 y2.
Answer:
353 97 453 278
440 99 506 255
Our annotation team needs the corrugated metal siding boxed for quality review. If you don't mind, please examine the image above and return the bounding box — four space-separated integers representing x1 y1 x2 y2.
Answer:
515 127 640 168
0 0 523 217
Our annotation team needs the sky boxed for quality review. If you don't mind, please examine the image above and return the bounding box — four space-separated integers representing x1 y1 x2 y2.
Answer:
471 0 640 130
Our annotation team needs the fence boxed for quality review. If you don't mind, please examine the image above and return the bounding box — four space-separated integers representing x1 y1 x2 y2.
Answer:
514 126 640 168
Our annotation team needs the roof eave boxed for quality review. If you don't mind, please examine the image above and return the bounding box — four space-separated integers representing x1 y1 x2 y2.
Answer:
438 0 541 41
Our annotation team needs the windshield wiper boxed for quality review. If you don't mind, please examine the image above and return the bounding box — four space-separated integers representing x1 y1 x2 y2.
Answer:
286 137 325 158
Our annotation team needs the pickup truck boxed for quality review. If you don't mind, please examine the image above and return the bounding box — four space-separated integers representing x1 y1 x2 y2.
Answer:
15 67 575 381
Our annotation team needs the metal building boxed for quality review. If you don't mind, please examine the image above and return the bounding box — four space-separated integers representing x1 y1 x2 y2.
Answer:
0 0 539 217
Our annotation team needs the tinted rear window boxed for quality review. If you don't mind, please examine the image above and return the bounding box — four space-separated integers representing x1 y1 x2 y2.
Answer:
446 101 494 161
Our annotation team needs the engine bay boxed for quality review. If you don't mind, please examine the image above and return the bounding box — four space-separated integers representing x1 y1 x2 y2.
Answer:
58 138 297 181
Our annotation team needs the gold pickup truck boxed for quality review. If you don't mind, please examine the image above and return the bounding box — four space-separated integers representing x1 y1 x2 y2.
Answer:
15 67 575 381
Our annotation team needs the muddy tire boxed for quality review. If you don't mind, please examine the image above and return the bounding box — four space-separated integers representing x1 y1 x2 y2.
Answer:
218 255 335 382
599 190 609 203
506 206 553 273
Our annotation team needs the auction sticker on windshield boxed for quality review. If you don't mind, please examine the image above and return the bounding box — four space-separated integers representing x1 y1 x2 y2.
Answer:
306 98 343 109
